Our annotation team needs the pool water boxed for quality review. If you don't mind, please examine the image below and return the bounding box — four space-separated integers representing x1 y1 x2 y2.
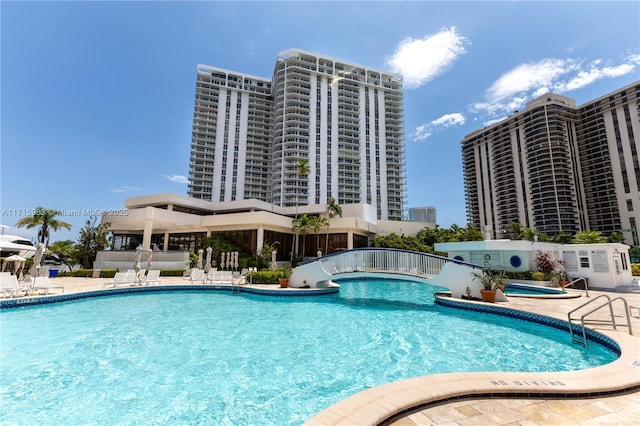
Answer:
505 283 566 295
0 278 617 425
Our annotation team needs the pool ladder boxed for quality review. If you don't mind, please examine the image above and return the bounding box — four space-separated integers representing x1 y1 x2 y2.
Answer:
567 295 633 347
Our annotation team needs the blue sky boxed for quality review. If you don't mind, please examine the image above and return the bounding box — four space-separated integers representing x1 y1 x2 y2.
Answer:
2 1 639 244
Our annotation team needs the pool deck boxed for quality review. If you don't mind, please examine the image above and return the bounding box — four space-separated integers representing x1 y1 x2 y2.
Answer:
2 277 639 425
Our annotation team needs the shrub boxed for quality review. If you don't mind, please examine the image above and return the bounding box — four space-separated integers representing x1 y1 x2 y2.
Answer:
249 269 281 284
632 264 640 276
58 269 118 278
530 271 547 281
160 269 187 277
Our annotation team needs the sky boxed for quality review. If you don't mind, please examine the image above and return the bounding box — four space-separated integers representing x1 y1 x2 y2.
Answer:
2 0 639 244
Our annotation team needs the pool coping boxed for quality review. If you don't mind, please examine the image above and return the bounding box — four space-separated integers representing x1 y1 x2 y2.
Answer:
304 295 640 426
0 283 339 309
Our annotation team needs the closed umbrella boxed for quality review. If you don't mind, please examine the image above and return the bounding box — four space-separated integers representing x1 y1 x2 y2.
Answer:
134 246 142 273
30 243 45 276
220 252 226 270
197 249 204 270
234 251 239 271
146 249 153 272
205 247 213 273
226 252 231 269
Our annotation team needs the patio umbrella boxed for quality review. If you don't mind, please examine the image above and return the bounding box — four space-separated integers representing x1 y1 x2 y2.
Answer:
234 251 239 270
3 254 26 275
226 252 231 269
2 254 25 273
16 259 25 281
134 246 142 273
205 247 212 273
271 249 277 270
29 243 45 276
220 252 226 270
146 249 153 272
197 249 204 270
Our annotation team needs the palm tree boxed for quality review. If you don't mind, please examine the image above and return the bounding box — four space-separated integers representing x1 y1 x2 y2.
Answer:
572 231 608 244
292 214 312 259
48 240 77 272
309 215 328 253
290 158 310 262
15 207 72 246
324 196 342 254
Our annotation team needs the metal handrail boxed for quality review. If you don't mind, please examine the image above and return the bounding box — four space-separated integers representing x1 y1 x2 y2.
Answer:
568 295 633 347
564 277 589 297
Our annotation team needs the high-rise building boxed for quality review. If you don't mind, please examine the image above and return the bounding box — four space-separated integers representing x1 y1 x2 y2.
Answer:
408 206 436 224
462 81 639 246
188 49 406 220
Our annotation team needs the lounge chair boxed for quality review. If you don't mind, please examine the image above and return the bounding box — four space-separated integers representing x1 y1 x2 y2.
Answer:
219 271 233 283
205 268 218 283
189 268 205 284
32 276 65 295
0 274 25 298
103 272 135 288
143 270 161 286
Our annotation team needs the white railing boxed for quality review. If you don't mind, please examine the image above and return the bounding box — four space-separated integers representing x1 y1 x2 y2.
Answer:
316 248 471 279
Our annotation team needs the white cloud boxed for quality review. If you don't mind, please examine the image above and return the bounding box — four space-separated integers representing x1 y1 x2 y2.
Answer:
431 113 466 128
485 58 576 102
472 53 638 118
412 125 432 142
386 27 468 89
561 63 636 91
163 174 189 184
109 186 146 193
413 113 465 141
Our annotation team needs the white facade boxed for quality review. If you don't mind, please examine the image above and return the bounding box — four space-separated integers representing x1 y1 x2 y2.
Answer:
435 240 635 290
188 49 406 221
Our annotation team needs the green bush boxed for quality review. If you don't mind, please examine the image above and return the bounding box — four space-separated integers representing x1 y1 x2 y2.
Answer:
248 270 281 284
632 264 640 276
59 269 118 278
530 271 547 281
160 269 187 277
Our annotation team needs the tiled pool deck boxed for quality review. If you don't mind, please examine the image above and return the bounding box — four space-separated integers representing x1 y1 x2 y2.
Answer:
2 277 639 425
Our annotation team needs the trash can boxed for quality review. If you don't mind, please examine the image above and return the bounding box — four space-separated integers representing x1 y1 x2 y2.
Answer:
49 269 59 278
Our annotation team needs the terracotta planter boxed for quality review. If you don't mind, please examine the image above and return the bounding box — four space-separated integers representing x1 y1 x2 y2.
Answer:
278 278 289 288
479 289 497 303
559 280 569 288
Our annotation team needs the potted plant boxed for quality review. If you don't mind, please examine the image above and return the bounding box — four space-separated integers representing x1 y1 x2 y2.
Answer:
278 264 292 288
471 269 502 303
558 270 570 288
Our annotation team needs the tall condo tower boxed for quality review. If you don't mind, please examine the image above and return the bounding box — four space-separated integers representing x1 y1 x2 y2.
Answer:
188 49 406 220
462 82 639 245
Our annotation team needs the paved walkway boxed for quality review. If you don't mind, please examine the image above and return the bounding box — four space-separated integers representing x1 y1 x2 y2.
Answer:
3 277 640 425
386 289 640 426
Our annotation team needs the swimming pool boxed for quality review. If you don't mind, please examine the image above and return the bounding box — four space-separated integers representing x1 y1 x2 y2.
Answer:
505 282 579 298
0 278 617 425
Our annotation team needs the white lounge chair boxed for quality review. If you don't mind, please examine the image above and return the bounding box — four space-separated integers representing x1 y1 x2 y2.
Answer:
219 271 233 283
1 274 25 298
32 276 65 295
143 270 161 285
205 268 218 284
189 268 205 284
103 272 135 288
